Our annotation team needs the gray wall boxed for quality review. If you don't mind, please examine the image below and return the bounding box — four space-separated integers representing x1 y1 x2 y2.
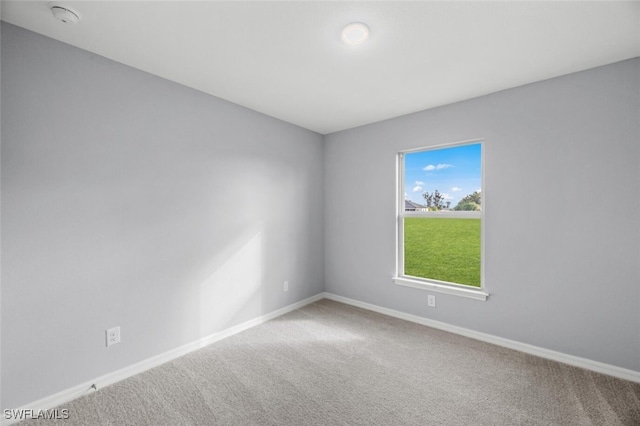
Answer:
2 18 639 412
325 58 640 372
0 5 3 414
1 23 324 409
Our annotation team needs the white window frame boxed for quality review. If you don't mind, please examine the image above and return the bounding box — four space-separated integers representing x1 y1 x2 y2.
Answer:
394 139 488 301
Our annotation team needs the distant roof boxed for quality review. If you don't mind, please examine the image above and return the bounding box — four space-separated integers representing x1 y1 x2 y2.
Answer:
405 199 427 210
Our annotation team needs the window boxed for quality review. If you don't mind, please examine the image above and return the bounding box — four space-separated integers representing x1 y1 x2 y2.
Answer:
394 141 488 300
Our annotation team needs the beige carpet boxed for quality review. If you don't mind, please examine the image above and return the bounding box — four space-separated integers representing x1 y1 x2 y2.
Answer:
23 300 640 425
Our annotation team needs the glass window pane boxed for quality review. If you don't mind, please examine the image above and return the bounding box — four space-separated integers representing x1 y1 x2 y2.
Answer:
404 144 482 212
403 217 481 287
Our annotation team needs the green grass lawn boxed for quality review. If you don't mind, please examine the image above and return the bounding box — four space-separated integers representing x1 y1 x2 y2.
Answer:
404 217 481 287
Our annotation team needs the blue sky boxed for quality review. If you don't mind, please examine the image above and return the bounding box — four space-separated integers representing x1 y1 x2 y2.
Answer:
404 143 482 207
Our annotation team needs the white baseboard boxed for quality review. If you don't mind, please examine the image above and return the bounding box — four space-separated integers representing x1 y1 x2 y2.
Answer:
1 293 324 426
322 292 640 384
6 291 639 425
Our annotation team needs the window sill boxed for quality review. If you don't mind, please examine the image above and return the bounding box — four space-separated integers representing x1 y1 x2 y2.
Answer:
393 276 489 301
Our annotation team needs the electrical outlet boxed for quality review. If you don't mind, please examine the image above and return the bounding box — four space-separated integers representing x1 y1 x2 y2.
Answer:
106 326 121 347
283 281 289 292
427 295 436 308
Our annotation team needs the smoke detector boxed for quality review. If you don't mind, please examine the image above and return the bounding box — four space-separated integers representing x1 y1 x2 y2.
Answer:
49 3 81 24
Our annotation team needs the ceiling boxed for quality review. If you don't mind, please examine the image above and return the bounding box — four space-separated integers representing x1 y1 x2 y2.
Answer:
2 1 639 135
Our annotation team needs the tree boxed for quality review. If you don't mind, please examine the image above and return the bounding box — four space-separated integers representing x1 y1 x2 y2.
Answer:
423 192 433 208
453 191 481 211
423 190 447 211
453 201 480 211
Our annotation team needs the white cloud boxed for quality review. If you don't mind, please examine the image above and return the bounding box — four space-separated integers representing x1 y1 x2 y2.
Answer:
441 193 454 200
477 188 482 193
452 186 462 192
423 164 453 171
415 180 424 185
412 185 423 192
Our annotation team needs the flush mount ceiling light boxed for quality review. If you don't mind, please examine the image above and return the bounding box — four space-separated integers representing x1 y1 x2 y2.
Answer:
341 22 369 45
49 2 81 24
